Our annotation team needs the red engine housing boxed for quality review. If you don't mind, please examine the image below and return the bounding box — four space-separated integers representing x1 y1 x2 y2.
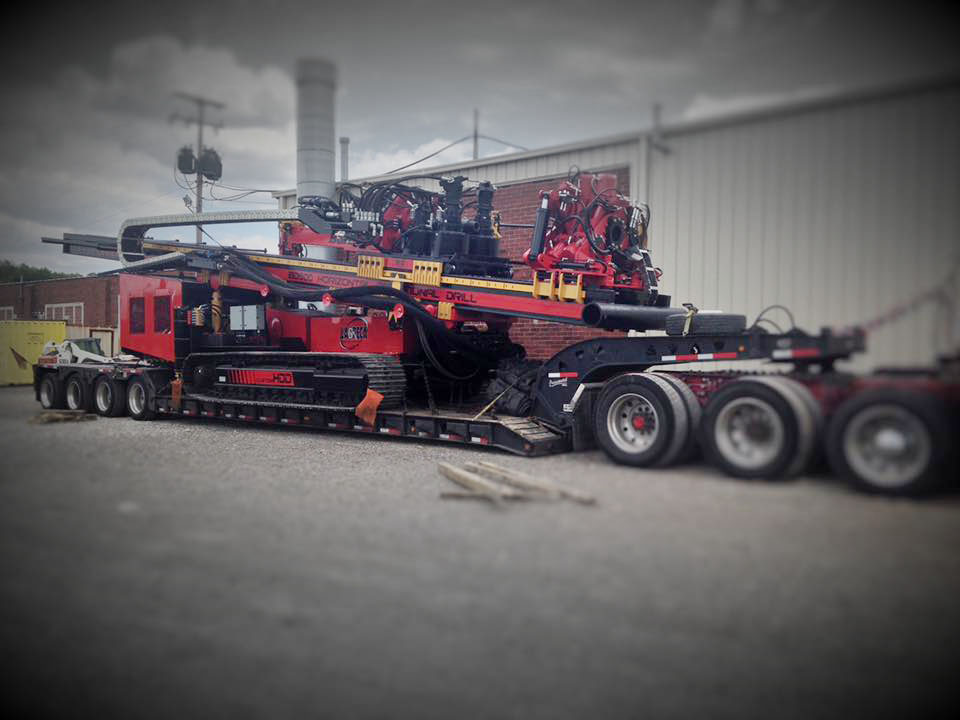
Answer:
523 173 655 296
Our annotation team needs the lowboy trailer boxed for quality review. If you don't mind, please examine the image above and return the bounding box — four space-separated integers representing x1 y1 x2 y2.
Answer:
37 172 959 496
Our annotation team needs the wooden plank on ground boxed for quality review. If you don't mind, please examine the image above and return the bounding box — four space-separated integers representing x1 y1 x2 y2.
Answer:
466 461 596 505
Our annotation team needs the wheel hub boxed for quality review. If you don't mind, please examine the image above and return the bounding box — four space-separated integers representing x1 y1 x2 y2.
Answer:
714 397 785 470
607 393 659 454
872 427 908 457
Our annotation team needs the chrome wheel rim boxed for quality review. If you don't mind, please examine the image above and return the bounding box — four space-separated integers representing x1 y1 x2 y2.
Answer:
607 393 659 454
714 397 785 470
129 383 146 415
843 404 931 489
66 380 82 410
95 381 111 413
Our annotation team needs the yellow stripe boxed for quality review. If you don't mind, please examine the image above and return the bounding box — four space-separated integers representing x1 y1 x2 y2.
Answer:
140 241 582 301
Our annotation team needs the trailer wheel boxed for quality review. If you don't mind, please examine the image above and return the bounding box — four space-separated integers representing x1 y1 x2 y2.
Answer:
126 377 156 421
39 374 66 410
594 373 687 467
93 376 127 417
701 377 816 479
64 374 92 412
649 372 702 462
745 375 822 472
826 389 952 496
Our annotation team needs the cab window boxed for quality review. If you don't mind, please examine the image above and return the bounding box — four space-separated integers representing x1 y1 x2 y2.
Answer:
129 297 145 334
154 296 171 333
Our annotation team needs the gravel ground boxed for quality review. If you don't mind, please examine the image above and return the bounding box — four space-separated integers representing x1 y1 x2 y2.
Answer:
1 385 959 719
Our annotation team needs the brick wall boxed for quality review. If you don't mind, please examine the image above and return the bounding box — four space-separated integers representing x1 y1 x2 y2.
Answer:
0 276 119 327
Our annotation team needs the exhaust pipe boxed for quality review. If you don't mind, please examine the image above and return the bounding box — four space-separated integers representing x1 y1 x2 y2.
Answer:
581 302 682 331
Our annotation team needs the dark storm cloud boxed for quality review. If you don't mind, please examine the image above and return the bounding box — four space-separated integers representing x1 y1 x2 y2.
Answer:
0 0 957 271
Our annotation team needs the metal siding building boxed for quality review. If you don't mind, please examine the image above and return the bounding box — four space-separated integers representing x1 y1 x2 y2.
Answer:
278 77 960 368
650 79 960 370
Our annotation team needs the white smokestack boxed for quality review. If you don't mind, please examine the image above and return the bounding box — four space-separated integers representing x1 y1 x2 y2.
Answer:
296 58 336 202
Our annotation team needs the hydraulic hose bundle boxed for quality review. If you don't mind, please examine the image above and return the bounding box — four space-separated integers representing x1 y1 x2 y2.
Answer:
219 250 497 369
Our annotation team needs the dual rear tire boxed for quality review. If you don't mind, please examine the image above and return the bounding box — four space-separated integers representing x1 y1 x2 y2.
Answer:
39 374 66 409
593 372 700 467
65 374 92 412
126 377 156 421
93 376 127 417
700 376 821 479
825 389 952 497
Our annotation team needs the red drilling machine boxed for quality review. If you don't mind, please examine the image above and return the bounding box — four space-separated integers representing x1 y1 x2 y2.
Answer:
37 171 958 495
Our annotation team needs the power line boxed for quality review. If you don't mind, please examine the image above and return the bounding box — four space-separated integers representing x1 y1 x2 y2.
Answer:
385 128 529 175
478 134 528 152
386 135 472 174
76 188 186 231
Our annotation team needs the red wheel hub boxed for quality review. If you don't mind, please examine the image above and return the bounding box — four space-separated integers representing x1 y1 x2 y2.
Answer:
631 415 646 430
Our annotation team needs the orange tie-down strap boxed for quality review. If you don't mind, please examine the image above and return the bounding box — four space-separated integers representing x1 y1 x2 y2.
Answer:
354 388 384 426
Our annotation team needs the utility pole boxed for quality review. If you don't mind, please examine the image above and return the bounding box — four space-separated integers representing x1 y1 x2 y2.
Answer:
473 108 479 160
172 92 225 244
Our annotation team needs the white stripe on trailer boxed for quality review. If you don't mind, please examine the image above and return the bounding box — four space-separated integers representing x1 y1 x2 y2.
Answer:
660 351 740 363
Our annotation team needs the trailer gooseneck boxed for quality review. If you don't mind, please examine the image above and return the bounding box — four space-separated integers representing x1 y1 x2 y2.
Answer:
37 172 958 496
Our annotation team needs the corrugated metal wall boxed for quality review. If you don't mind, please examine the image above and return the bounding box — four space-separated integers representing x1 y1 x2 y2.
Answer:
650 83 960 369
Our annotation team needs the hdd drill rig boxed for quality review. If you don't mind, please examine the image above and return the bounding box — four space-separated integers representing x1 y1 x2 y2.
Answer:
36 172 959 496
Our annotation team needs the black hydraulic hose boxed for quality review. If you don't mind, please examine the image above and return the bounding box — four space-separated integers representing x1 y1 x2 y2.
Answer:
415 320 478 380
220 251 496 362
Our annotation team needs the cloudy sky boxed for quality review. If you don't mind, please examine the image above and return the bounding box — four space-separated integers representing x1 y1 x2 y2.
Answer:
1 0 956 272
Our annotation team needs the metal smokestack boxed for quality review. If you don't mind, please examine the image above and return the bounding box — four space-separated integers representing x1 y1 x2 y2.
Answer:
339 136 350 181
296 58 336 202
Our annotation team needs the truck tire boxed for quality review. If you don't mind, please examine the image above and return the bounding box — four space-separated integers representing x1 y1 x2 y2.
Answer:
770 376 825 470
825 389 953 496
39 374 66 410
701 376 816 479
665 312 746 336
93 376 127 417
594 373 686 467
745 375 822 472
126 377 156 421
64 374 92 412
648 372 702 462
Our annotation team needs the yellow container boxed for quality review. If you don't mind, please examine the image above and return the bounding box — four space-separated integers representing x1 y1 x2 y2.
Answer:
0 320 67 385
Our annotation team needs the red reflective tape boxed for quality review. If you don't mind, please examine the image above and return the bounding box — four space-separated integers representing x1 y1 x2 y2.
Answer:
792 348 820 358
674 354 699 362
713 352 739 360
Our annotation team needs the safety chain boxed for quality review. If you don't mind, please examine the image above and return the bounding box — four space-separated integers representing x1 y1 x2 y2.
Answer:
854 261 959 335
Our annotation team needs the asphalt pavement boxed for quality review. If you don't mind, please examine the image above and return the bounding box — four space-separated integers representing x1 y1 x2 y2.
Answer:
1 385 959 719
